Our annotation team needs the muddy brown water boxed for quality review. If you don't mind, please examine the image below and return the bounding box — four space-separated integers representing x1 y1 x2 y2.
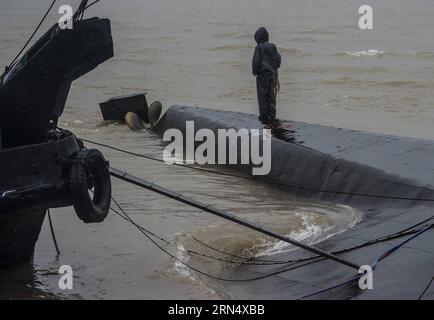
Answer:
1 0 433 299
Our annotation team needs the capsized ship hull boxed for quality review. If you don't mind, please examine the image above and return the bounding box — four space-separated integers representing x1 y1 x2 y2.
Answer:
154 105 434 299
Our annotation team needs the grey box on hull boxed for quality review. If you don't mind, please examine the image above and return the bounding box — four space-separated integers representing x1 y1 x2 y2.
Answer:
99 93 149 122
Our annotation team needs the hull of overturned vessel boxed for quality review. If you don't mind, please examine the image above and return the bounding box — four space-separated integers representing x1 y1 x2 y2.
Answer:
154 105 434 300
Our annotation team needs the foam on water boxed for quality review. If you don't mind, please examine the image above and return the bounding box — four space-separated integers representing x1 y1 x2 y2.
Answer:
256 205 362 257
342 50 385 57
171 201 362 290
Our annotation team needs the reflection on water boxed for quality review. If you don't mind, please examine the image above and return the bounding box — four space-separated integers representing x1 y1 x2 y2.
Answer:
0 263 58 300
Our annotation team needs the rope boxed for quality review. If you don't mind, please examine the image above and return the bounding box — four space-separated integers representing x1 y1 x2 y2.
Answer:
108 189 291 266
112 190 309 265
110 168 434 279
111 194 315 266
47 209 61 256
114 178 434 267
109 197 328 282
190 236 291 264
111 186 434 269
5 0 102 73
299 223 433 299
110 167 361 270
108 198 259 282
109 193 433 285
111 195 280 266
73 0 88 21
80 138 434 203
418 276 434 300
85 0 102 11
8 0 57 69
80 137 434 293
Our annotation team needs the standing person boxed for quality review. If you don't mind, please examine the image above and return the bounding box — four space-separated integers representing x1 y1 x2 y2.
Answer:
252 27 281 125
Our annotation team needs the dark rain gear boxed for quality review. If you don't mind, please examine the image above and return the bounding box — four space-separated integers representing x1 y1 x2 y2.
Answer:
252 27 281 123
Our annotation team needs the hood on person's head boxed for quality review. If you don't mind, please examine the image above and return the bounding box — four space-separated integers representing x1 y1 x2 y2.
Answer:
254 27 269 44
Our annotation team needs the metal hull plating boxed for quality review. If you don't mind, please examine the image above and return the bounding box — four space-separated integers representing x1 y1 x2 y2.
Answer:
154 105 434 300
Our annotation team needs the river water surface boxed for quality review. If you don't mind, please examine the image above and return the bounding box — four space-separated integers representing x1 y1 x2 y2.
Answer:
0 0 433 299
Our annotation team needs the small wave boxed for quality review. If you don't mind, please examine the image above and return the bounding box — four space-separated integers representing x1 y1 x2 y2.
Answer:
257 205 362 257
217 88 255 99
336 66 388 73
338 50 434 59
209 45 308 55
375 80 433 88
174 243 196 281
209 44 251 52
319 77 370 86
339 50 385 57
214 31 250 40
219 60 245 69
169 202 361 283
277 47 308 56
297 29 337 35
319 77 432 89
257 213 326 256
410 51 434 59
74 119 86 124
290 37 316 44
291 65 388 74
169 238 219 298
385 51 434 59
206 21 228 27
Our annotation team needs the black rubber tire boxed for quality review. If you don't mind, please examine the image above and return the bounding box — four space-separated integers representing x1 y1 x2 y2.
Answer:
70 149 111 224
